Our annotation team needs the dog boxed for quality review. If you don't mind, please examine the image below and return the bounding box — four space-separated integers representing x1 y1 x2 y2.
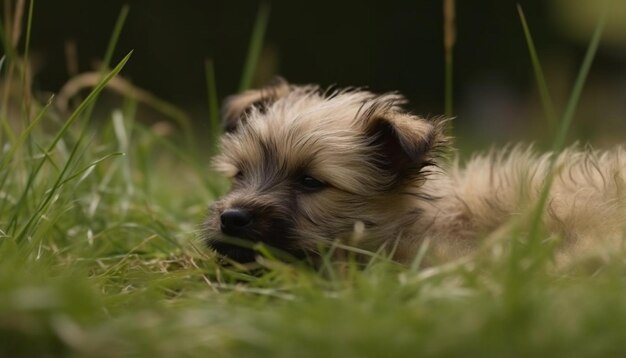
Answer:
202 79 626 266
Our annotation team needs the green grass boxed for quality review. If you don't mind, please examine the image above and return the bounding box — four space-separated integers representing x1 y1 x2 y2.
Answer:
238 2 271 93
2 3 626 357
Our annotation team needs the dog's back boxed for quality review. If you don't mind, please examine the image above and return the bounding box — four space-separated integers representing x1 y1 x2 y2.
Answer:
407 147 626 265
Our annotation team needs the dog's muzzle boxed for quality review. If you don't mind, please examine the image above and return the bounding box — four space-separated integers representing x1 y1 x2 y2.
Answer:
205 207 256 262
206 202 301 263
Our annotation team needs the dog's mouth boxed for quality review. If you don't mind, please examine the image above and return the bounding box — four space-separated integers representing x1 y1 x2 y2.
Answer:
209 240 258 263
204 206 305 263
206 232 310 264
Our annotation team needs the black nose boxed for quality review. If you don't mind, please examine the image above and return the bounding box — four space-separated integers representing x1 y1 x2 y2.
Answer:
220 208 253 236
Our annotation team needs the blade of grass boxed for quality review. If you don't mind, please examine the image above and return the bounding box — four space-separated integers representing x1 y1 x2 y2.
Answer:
49 52 133 153
0 14 18 62
525 4 609 255
501 3 610 289
83 5 199 154
112 109 135 197
205 58 220 153
409 238 431 272
21 0 33 121
0 97 52 216
0 94 52 170
551 14 607 154
82 4 129 121
517 4 557 132
443 0 455 118
10 0 25 47
0 13 19 145
0 53 10 143
0 0 28 128
59 152 124 186
15 130 101 243
102 5 129 73
238 2 271 92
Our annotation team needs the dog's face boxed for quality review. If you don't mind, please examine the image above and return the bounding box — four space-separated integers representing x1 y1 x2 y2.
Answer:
203 79 446 263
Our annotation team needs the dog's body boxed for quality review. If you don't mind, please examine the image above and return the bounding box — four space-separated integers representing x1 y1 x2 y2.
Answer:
398 147 626 265
203 80 626 265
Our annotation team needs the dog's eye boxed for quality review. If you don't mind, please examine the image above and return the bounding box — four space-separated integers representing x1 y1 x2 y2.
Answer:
299 175 327 192
234 171 243 180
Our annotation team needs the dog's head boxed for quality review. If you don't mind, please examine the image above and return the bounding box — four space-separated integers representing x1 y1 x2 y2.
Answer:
203 79 448 263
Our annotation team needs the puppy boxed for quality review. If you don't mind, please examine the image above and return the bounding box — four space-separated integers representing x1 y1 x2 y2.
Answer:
203 79 626 265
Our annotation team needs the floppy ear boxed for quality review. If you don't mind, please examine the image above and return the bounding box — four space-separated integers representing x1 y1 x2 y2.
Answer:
221 77 291 133
364 110 448 178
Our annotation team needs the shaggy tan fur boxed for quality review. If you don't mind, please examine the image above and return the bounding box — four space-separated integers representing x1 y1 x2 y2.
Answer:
203 80 626 265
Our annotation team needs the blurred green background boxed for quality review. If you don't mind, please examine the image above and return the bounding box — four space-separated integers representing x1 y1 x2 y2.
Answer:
23 0 626 147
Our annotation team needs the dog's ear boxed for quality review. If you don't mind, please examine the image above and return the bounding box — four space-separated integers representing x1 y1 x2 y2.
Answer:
364 110 448 178
221 77 291 133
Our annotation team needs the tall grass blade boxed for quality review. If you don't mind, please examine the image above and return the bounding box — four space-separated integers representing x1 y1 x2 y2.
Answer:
0 95 52 171
50 52 132 151
0 1 21 62
102 5 130 74
525 5 609 253
0 14 18 145
551 9 608 154
0 97 54 212
0 54 10 145
205 58 220 153
517 4 557 133
0 16 18 62
238 2 271 92
59 152 124 186
82 4 130 121
443 0 455 118
21 0 34 121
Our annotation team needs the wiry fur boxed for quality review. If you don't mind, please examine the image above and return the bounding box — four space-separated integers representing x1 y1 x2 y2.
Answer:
400 146 626 265
203 81 626 265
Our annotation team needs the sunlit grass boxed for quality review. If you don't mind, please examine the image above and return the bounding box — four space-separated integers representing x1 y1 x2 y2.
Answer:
1 3 625 357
